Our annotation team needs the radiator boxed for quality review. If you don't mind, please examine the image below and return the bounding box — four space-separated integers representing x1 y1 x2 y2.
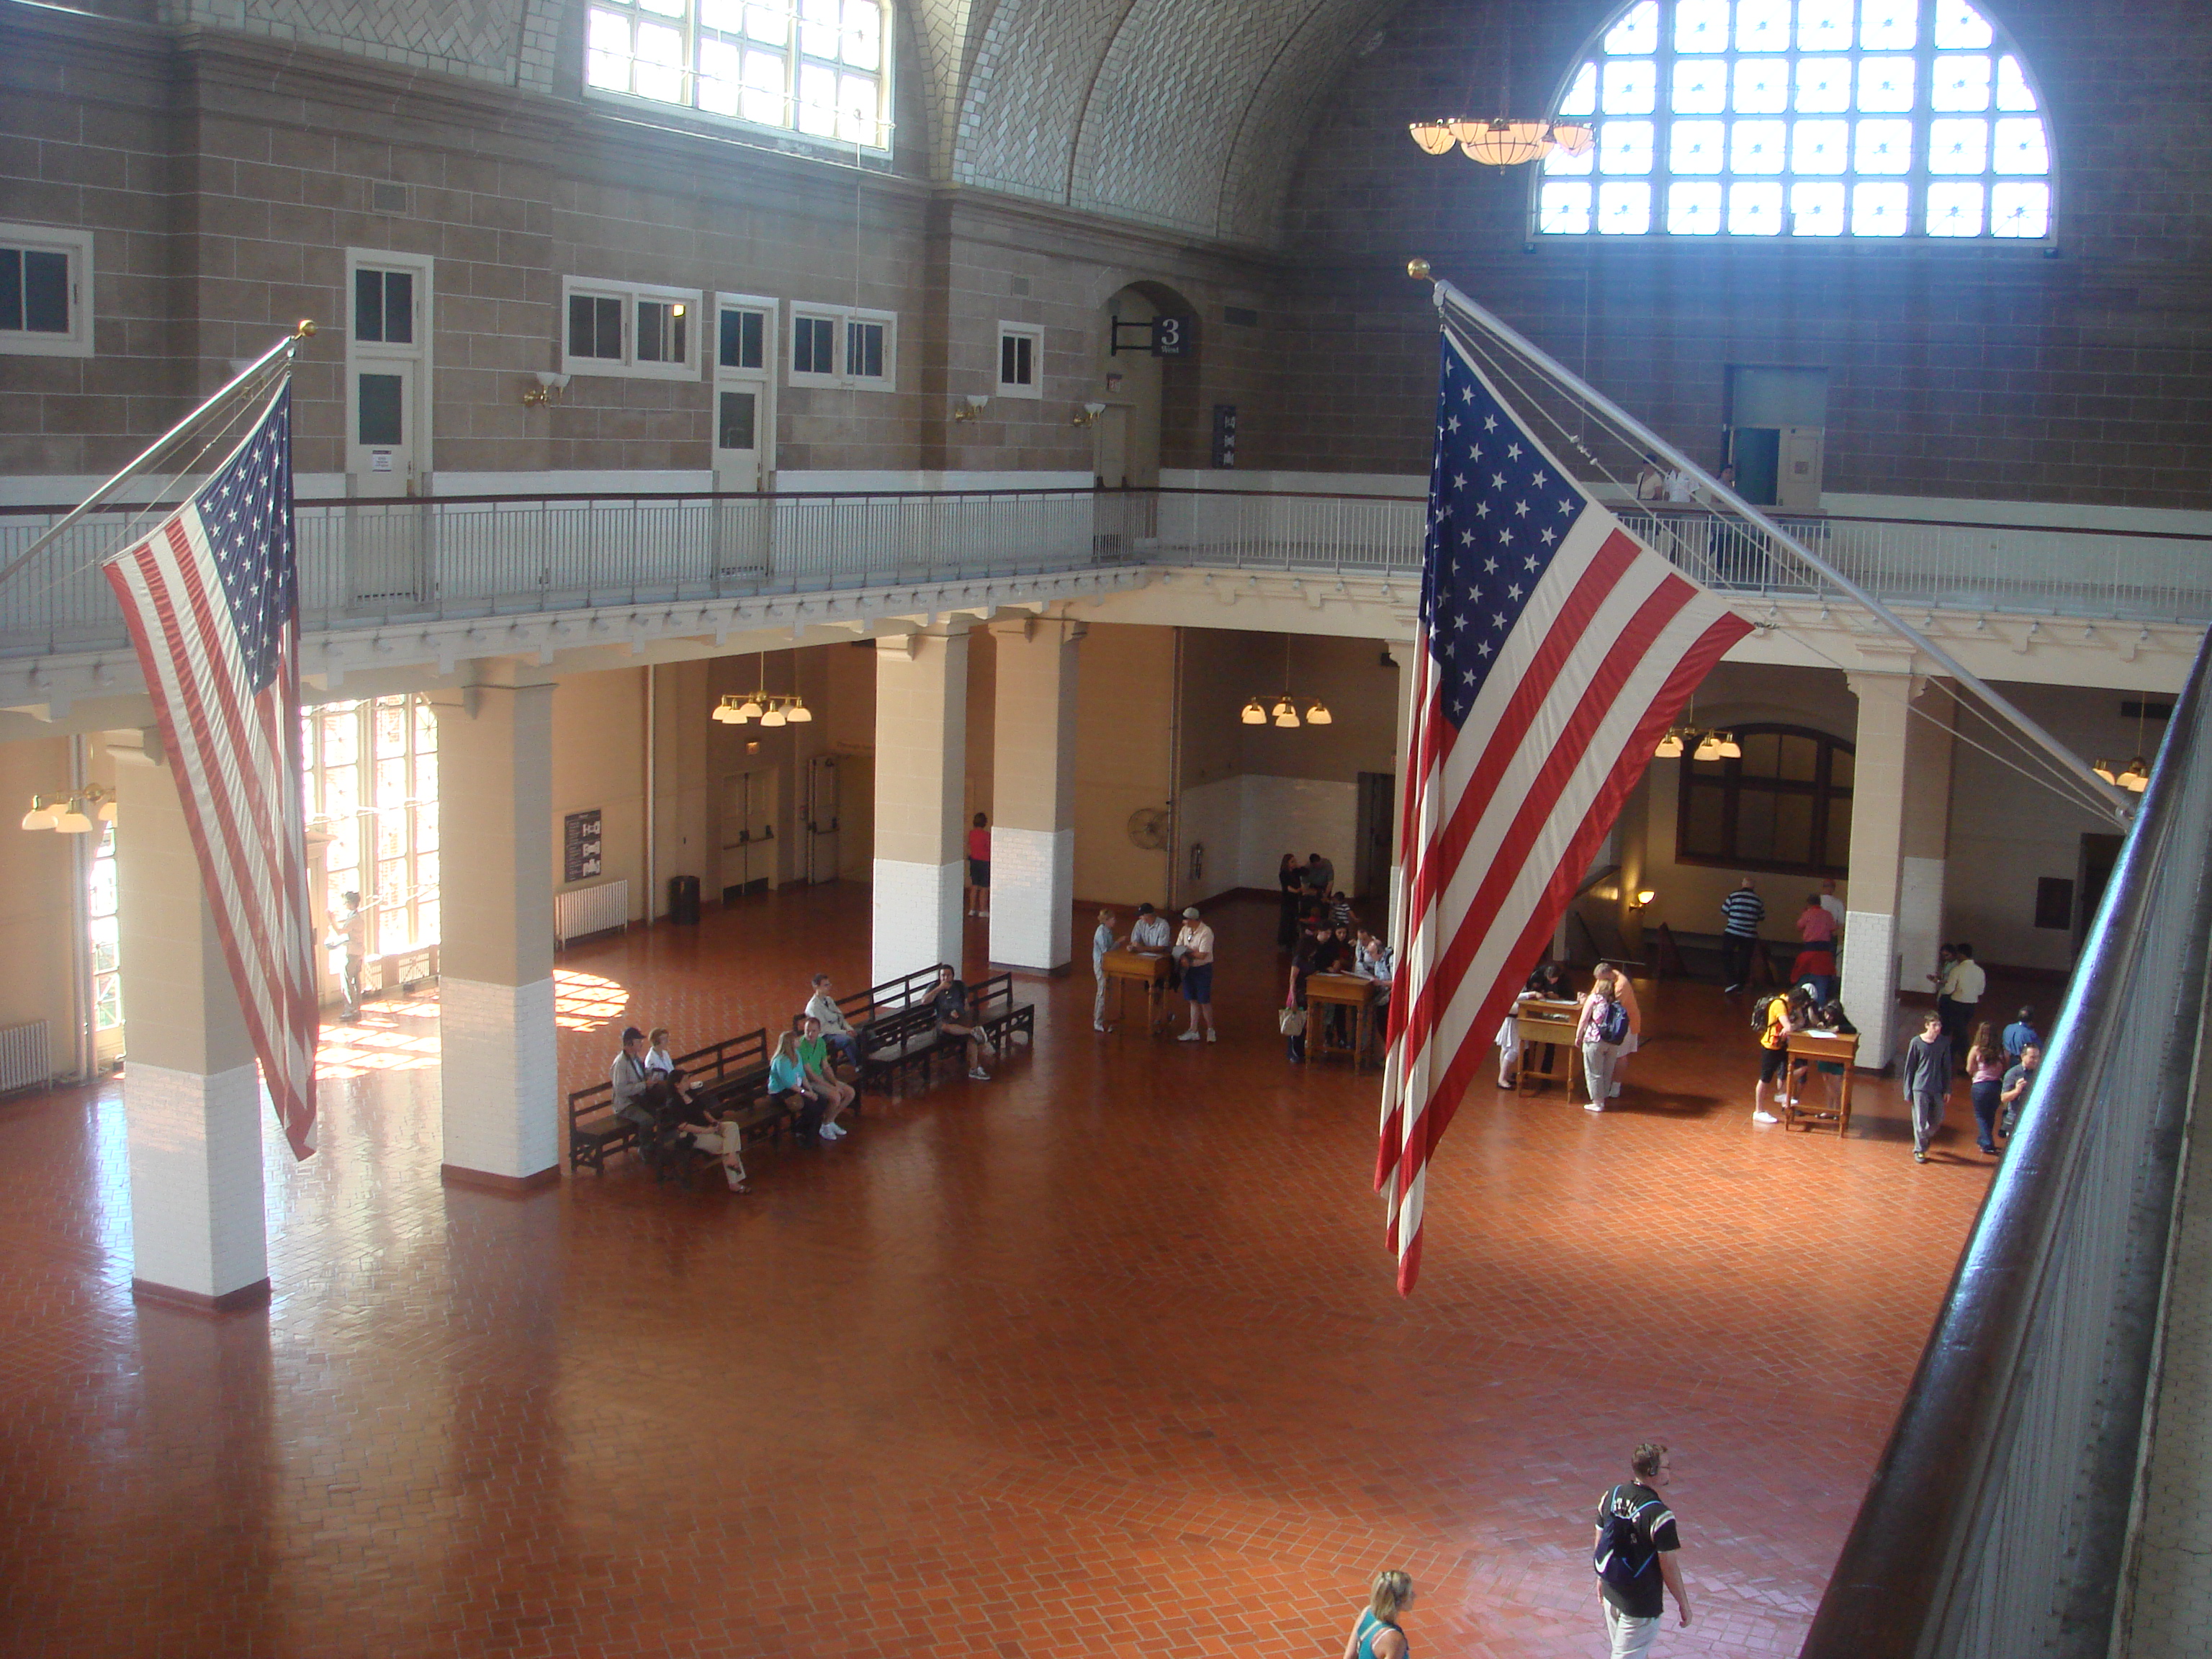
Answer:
0 1020 49 1096
554 880 630 946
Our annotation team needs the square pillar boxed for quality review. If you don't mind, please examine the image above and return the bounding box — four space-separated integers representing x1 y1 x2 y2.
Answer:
1840 672 1955 1068
112 731 269 1310
1386 637 1417 945
435 675 558 1190
872 626 968 984
986 616 1083 973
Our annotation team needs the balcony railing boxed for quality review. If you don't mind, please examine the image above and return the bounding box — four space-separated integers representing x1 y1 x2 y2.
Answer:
2 485 2208 660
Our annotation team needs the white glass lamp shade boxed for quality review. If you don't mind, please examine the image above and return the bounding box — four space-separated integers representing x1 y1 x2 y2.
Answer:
735 696 764 720
1240 699 1268 725
1459 118 1555 166
2120 757 2151 793
1271 698 1301 729
1714 733 1742 759
1305 703 1334 725
97 797 117 822
55 807 94 833
1653 732 1685 759
1692 733 1725 762
1408 120 1460 156
1551 122 1596 156
785 700 814 723
2092 757 2119 785
760 706 788 728
19 800 58 830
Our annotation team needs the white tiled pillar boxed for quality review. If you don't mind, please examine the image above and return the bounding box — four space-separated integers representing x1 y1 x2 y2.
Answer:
873 625 968 984
112 730 269 1311
987 616 1083 972
435 673 559 1190
1840 671 1956 1069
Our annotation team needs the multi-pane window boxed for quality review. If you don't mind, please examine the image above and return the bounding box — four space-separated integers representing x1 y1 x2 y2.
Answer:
1538 0 2052 240
585 0 891 150
354 269 415 343
0 222 94 357
302 697 441 967
1676 724 1854 876
87 822 120 1036
788 304 896 390
997 324 1041 399
560 278 700 379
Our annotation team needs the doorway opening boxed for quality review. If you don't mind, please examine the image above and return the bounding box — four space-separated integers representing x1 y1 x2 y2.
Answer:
719 768 780 903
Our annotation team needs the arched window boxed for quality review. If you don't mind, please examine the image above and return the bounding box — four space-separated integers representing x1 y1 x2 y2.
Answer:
1535 0 2051 240
1676 724 1854 876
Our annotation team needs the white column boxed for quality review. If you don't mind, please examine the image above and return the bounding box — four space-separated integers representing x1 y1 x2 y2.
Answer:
435 673 559 1190
1840 672 1955 1068
1386 637 1416 945
987 616 1083 972
112 729 269 1310
872 625 968 984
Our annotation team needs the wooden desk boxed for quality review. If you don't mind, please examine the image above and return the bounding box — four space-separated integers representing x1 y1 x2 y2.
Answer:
1304 974 1378 1066
1103 949 1171 1034
1784 1030 1861 1133
1514 999 1582 1093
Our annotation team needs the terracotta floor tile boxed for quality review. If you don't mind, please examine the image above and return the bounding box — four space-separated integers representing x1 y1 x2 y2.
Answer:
0 887 2006 1657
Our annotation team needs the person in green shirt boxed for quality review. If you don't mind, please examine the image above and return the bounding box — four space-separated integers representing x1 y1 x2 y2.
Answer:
798 1016 856 1139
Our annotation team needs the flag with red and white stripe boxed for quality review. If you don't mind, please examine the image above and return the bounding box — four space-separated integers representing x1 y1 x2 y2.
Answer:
104 385 318 1159
1376 330 1749 1292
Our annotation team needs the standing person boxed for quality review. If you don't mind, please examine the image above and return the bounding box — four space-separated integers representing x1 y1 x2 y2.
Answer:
1340 1570 1415 1659
1938 942 1985 1069
1966 1020 2006 1154
1090 908 1120 1032
331 889 369 1021
965 812 991 918
1635 455 1666 501
1303 851 1334 898
1287 922 1325 1063
1593 1443 1692 1658
930 965 994 1081
1793 892 1838 1000
1577 977 1630 1113
1719 878 1764 994
2001 1045 2041 1138
1902 1012 1954 1163
2002 1005 2041 1067
1593 964 1643 1097
1277 853 1303 949
1817 878 1845 941
1174 906 1217 1043
1751 987 1802 1124
804 974 864 1070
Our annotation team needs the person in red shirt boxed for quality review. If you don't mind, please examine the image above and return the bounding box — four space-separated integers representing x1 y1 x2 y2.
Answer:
1792 892 1838 998
966 812 991 918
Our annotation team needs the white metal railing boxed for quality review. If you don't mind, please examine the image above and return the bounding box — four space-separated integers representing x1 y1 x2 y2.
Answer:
3 486 2208 659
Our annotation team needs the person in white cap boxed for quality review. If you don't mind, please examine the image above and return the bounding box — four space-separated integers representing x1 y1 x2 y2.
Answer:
1174 905 1217 1043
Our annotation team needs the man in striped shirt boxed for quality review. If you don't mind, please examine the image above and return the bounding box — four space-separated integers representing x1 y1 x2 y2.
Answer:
1719 878 1765 994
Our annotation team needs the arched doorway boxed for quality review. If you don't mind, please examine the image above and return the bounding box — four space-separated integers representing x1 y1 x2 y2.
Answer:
1092 282 1200 487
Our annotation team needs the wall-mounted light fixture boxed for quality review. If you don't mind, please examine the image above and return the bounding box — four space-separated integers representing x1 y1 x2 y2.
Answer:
952 392 991 422
521 370 572 408
21 785 114 832
1071 401 1107 427
1629 889 1657 911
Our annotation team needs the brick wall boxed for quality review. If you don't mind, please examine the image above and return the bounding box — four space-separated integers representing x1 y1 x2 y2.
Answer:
1270 0 2212 508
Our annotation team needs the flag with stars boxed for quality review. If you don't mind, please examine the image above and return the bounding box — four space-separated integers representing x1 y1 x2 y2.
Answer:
105 385 318 1160
1375 330 1750 1292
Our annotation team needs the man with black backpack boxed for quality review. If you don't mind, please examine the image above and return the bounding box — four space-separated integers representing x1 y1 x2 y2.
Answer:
1593 1442 1692 1657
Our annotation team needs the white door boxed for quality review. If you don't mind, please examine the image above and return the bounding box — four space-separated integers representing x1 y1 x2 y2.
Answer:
1779 426 1825 511
349 359 418 499
805 755 840 884
1094 404 1130 488
719 770 779 901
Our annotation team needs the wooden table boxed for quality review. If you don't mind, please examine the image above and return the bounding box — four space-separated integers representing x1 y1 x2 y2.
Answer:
1304 973 1380 1066
1513 998 1582 1094
1103 948 1171 1034
1784 1029 1861 1133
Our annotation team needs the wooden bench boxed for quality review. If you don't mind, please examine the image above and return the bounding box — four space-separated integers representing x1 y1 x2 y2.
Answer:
567 1078 637 1174
568 1028 791 1177
850 966 1036 1097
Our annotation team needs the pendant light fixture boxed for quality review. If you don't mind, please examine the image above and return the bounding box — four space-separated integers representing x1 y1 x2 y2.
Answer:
1407 12 1593 168
1241 637 1331 732
2095 700 2154 793
712 652 813 726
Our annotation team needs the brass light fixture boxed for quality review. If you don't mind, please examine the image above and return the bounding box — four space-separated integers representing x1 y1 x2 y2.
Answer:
21 784 114 832
1406 12 1591 168
1242 638 1331 731
2094 701 2156 793
712 653 813 727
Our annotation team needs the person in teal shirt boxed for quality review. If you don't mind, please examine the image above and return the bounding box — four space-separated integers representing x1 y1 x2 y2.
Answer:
1342 1570 1413 1659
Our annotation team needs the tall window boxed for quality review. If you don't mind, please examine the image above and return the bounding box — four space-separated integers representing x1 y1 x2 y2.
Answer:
586 0 891 150
1537 0 2051 240
87 822 120 1040
302 697 441 964
1676 724 1854 876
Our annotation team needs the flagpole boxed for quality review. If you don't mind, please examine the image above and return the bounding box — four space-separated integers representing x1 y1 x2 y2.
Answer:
0 319 315 595
1409 263 2133 826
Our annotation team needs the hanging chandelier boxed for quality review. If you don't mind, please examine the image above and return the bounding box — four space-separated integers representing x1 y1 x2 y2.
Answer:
1653 727 1740 762
711 653 813 728
1408 116 1593 168
2092 699 2155 793
1239 638 1332 729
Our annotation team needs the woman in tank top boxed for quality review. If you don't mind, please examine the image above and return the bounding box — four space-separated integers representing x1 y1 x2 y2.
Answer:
1967 1020 2008 1155
1341 1570 1414 1659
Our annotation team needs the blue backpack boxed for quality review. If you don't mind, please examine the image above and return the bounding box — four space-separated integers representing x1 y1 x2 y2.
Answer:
1596 998 1630 1046
1594 1485 1662 1593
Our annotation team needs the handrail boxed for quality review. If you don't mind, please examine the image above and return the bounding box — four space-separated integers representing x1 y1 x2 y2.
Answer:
1799 621 2212 1658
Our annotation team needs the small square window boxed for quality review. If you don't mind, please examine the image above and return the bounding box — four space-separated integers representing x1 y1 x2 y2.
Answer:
1667 181 1724 235
1728 181 1786 235
1791 119 1851 174
1860 0 1918 50
1671 120 1726 174
793 314 836 376
1544 140 1593 176
1797 0 1853 53
1673 59 1727 114
570 293 624 360
1600 120 1655 174
1673 0 1727 53
1794 57 1853 114
1995 55 2038 112
1928 118 1990 175
1731 57 1789 114
846 318 885 379
636 297 688 363
1601 59 1658 114
1992 118 2049 176
1932 55 1992 112
1990 181 2051 238
0 223 92 358
1735 0 1790 52
1730 119 1788 174
1854 118 1916 174
997 324 1040 398
1539 182 1593 234
1856 57 1917 113
720 307 765 369
1851 181 1911 235
1927 181 1986 236
1935 0 1995 50
1597 181 1653 234
1790 181 1848 235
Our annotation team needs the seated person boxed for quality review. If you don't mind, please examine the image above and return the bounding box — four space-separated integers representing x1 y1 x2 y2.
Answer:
797 1015 858 1136
668 1109 749 1192
643 1027 698 1104
610 1026 665 1130
1353 927 1394 984
931 964 994 1082
1329 891 1355 930
768 1030 841 1142
1128 903 1172 952
804 973 865 1070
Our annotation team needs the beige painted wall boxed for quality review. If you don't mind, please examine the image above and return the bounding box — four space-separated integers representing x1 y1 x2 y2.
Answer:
0 733 84 1080
550 668 647 922
1073 623 1175 905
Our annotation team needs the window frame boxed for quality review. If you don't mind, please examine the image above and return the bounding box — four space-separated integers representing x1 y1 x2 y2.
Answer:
0 222 94 359
996 321 1043 400
786 301 897 392
559 276 702 382
1673 721 1855 878
1530 0 2058 247
582 0 895 158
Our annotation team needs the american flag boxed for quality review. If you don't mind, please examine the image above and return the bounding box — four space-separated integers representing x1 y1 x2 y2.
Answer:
104 386 318 1160
1375 330 1750 1292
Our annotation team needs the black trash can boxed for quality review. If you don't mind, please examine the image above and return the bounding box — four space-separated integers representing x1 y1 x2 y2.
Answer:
667 873 701 926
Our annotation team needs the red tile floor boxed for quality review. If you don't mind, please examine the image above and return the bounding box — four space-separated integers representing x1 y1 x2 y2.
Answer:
0 889 2013 1658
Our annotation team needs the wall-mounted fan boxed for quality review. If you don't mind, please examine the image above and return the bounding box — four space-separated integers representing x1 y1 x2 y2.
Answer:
1126 806 1171 850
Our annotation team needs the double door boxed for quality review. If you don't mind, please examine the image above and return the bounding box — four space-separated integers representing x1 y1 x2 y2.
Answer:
719 768 778 903
804 755 840 884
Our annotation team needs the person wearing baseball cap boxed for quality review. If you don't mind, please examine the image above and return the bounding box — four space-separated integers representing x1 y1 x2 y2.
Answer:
1175 905 1217 1043
611 1027 656 1128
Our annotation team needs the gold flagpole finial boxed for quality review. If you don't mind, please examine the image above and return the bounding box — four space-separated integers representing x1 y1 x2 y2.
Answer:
1406 258 1432 281
292 319 318 340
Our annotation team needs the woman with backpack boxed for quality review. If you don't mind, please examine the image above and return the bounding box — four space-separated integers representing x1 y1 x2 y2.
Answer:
1339 1570 1415 1659
1577 978 1632 1112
